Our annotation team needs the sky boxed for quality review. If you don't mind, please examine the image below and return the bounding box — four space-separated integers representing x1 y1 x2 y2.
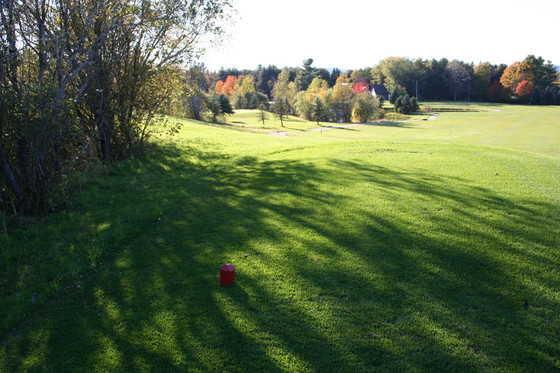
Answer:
202 0 560 71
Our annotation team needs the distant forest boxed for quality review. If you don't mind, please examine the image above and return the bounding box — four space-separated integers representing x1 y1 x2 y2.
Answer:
207 56 560 104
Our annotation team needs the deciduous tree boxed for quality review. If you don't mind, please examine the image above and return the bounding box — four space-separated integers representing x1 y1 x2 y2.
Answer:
351 93 381 123
446 61 473 101
329 76 354 122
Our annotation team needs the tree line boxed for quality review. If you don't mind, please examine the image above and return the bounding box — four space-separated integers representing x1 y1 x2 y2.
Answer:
211 56 559 104
174 55 559 126
0 0 231 216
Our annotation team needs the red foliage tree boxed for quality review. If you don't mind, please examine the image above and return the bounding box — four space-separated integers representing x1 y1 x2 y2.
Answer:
515 80 534 97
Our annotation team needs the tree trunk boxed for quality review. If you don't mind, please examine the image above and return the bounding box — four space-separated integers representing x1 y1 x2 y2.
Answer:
0 143 23 209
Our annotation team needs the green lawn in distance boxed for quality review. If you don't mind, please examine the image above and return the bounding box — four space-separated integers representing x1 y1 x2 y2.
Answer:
1 103 559 372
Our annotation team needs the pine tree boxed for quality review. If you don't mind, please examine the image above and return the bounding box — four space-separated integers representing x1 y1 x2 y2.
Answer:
311 97 325 126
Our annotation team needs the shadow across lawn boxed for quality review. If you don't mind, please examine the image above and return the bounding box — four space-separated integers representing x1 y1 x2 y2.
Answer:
1 142 559 371
426 107 481 113
366 120 412 128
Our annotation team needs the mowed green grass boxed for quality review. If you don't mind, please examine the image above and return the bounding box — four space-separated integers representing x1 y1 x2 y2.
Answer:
1 103 559 371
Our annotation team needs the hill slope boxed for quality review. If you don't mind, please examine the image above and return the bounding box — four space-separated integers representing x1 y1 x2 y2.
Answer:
1 103 559 371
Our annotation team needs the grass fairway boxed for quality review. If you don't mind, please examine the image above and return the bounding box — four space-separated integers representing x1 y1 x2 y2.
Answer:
1 103 560 371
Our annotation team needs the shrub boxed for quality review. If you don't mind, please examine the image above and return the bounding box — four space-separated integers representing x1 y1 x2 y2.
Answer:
394 95 419 114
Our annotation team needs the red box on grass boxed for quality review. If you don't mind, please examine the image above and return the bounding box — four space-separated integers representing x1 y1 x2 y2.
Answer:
220 264 236 286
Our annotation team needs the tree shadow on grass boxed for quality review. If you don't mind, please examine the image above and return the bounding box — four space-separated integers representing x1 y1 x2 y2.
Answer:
1 143 559 371
365 120 413 128
428 107 481 113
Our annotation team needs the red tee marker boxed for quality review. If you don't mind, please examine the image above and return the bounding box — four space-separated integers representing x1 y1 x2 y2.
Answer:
220 264 236 286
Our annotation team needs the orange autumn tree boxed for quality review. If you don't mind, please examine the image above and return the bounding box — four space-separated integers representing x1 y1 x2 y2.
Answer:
215 75 238 95
222 75 237 95
500 61 534 94
215 80 224 95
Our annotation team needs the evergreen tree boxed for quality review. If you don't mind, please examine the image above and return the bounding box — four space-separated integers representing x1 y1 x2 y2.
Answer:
329 68 341 87
530 89 541 105
311 97 326 126
295 58 317 91
390 86 407 104
219 95 234 115
207 95 222 122
394 94 419 114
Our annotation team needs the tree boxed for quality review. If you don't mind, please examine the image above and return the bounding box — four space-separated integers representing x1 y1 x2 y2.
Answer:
371 57 416 93
411 97 419 112
231 75 257 108
530 88 541 105
523 55 557 89
351 93 381 123
221 75 238 96
294 58 317 91
350 69 372 84
500 56 558 104
207 95 223 122
446 61 472 101
215 80 225 95
421 58 450 100
255 65 280 98
272 99 290 127
389 86 408 104
329 68 342 87
307 77 330 95
0 0 232 215
219 95 234 116
257 104 268 127
184 65 209 120
295 77 329 120
488 81 508 102
473 62 494 101
500 61 533 94
311 97 326 126
295 91 313 120
543 86 559 105
272 68 298 113
394 94 419 114
329 76 354 122
515 80 534 98
206 94 233 123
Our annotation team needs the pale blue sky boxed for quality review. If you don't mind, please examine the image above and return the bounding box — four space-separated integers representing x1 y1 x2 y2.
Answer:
203 0 560 70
